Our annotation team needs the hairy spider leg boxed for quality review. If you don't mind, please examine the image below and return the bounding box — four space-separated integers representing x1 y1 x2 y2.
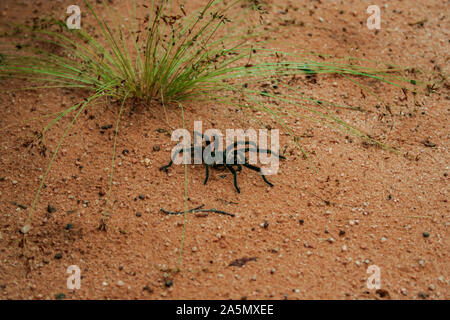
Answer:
225 144 285 167
159 145 197 172
225 140 259 158
240 147 285 159
226 164 240 193
243 163 274 187
204 164 210 185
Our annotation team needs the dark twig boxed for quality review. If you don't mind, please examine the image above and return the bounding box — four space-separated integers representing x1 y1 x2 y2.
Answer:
160 204 205 215
160 204 235 217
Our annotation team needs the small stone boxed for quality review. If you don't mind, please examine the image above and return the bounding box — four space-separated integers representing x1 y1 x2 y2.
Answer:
54 253 63 260
418 259 425 267
428 284 435 291
381 236 387 242
102 281 108 286
327 237 335 243
165 279 173 287
342 245 348 251
138 194 145 200
136 212 142 217
299 219 304 225
270 268 276 274
144 158 151 166
192 246 198 252
418 291 429 299
153 145 160 152
143 285 153 293
262 221 269 229
55 293 66 300
117 280 125 287
423 231 430 238
401 288 408 296
250 274 257 281
306 251 312 256
47 204 56 213
21 224 30 234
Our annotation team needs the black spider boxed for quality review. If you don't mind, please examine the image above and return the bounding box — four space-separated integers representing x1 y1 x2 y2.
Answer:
159 131 285 193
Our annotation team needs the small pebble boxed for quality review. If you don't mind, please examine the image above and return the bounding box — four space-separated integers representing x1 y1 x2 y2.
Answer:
143 285 153 293
55 293 66 300
165 279 173 287
423 231 430 238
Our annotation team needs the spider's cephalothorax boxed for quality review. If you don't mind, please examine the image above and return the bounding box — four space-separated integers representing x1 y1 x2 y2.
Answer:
159 132 285 193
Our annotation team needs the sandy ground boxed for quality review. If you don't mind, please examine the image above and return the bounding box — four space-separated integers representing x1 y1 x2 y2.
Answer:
0 0 448 300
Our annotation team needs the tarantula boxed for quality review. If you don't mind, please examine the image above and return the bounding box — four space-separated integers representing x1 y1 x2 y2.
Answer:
159 132 285 193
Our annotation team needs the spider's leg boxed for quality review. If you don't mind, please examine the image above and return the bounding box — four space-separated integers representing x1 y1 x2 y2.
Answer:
240 147 286 159
243 163 274 187
226 164 240 193
225 140 258 161
204 164 210 185
159 160 174 173
159 145 195 172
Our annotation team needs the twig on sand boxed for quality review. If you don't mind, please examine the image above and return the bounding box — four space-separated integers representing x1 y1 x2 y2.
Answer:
160 204 235 217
